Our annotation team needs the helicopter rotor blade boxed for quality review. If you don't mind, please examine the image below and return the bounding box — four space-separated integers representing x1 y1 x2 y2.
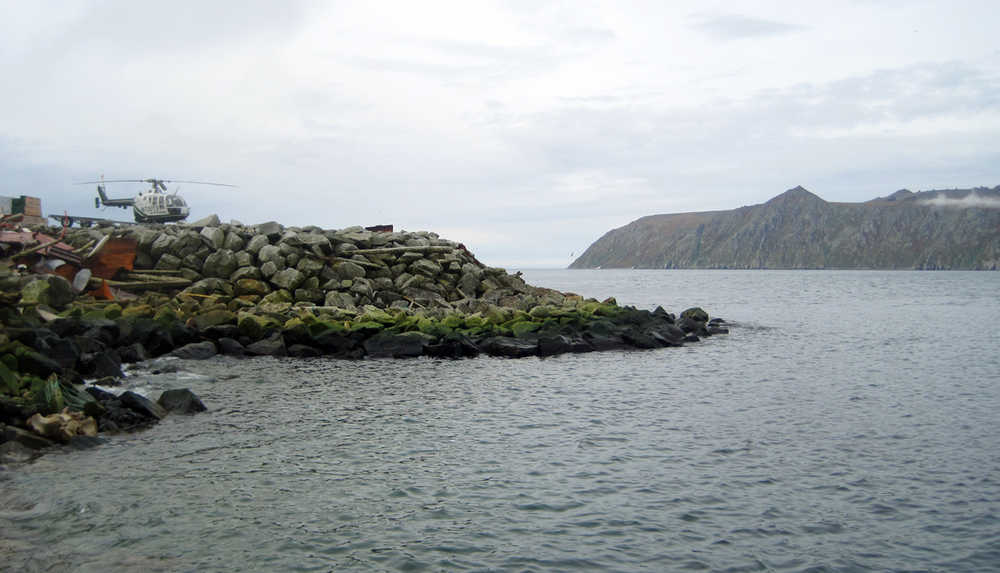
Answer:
162 180 238 187
76 178 237 188
75 179 148 185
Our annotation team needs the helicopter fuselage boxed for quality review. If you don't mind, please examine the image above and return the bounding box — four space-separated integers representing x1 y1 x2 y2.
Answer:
131 191 190 223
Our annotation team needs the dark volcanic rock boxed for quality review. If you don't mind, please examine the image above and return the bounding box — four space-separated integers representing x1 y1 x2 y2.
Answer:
79 350 123 378
538 335 591 356
119 390 168 420
245 333 287 356
424 333 480 358
157 388 207 414
16 347 64 378
118 342 149 363
287 344 322 358
479 336 539 358
171 341 218 360
217 337 246 356
363 331 436 358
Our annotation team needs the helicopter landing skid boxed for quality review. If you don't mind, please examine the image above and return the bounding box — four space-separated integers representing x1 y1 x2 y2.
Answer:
49 214 137 228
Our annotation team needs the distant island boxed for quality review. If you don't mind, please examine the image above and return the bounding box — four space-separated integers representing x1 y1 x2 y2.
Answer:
570 186 1000 270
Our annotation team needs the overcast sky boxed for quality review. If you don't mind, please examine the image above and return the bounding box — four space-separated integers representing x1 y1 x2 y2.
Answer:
2 1 998 267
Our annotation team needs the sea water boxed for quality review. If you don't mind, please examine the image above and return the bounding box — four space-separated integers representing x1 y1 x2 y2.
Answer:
1 270 998 572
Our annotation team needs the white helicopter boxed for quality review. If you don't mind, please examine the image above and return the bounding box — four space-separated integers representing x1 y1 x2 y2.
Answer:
80 177 235 224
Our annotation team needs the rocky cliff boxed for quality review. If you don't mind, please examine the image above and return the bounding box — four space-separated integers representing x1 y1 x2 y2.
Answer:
570 186 1000 270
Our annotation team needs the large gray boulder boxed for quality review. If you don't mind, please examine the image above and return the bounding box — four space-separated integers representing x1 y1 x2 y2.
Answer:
254 221 284 239
150 234 176 259
270 268 305 290
235 278 271 297
234 250 253 267
260 261 279 278
202 249 238 278
223 231 245 252
334 261 366 280
155 253 182 271
200 226 225 250
258 245 284 266
324 291 357 309
245 234 270 255
230 266 262 282
189 214 221 227
410 258 442 277
295 256 326 277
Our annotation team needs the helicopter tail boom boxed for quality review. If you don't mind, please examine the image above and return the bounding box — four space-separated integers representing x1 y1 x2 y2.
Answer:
95 184 134 208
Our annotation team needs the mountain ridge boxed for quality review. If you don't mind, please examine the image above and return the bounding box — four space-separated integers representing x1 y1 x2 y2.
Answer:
569 186 1000 270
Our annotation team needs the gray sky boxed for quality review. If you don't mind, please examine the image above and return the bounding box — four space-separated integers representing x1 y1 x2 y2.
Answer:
2 1 998 267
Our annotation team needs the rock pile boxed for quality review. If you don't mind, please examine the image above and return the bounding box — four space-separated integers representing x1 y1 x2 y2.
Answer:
67 219 542 311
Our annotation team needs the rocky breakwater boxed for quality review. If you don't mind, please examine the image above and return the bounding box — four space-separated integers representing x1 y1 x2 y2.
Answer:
1 218 726 461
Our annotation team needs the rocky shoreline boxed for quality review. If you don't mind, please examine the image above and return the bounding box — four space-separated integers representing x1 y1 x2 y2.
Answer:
1 218 727 463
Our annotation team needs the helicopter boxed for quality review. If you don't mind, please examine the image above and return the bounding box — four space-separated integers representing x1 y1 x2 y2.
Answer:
79 177 236 224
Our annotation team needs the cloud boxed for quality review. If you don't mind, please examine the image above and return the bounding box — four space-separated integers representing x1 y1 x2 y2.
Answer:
2 2 998 267
918 192 1000 209
690 13 805 39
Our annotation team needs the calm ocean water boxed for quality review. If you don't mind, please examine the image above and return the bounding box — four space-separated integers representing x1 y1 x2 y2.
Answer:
2 270 999 572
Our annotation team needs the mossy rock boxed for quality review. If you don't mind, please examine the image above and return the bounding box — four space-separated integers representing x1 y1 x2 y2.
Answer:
60 306 85 319
122 304 155 319
293 309 318 325
238 312 283 340
389 314 420 333
258 302 292 314
511 321 541 338
103 303 123 319
347 320 384 335
154 306 181 325
593 303 621 318
283 317 310 341
528 305 554 319
680 307 709 322
416 317 452 337
0 360 21 396
228 298 257 311
192 309 237 330
358 307 396 325
441 313 464 330
462 314 485 329
81 309 109 321
483 307 511 325
308 320 347 337
458 325 493 339
261 289 293 304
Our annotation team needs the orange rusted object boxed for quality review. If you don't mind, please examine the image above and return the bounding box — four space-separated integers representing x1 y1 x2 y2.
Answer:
92 279 114 300
86 237 137 279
